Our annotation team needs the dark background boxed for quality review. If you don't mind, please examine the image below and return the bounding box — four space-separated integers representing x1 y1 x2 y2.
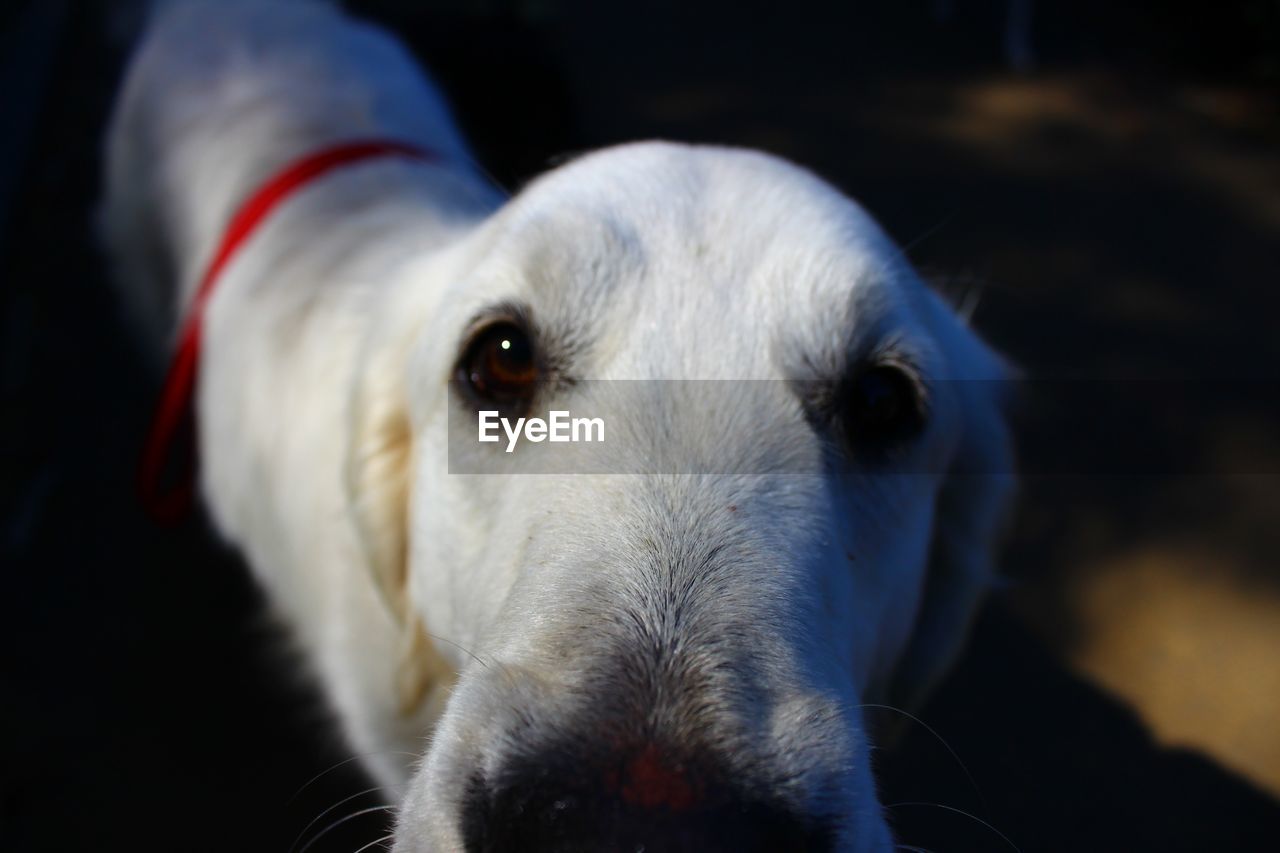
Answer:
3 1 1279 850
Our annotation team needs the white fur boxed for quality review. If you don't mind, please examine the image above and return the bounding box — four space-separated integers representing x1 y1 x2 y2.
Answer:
102 3 1015 850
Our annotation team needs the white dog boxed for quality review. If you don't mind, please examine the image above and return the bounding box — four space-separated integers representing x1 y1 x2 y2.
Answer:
102 2 1014 850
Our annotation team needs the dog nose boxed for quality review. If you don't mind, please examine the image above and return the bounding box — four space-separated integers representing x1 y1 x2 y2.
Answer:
460 743 834 852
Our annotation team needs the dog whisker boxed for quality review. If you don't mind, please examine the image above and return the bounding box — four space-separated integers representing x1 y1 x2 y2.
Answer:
422 630 489 670
352 832 397 853
955 279 987 324
424 631 524 686
290 786 391 853
857 702 986 809
287 752 415 804
298 805 398 853
896 212 956 261
885 801 1020 853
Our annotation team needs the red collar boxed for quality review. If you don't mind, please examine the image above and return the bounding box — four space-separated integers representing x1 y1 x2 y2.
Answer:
139 139 435 523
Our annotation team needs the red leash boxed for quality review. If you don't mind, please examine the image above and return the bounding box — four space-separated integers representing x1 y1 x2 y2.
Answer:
138 139 435 523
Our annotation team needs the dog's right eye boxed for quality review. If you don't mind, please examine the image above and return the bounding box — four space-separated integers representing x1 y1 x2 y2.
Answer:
458 321 540 410
841 362 927 454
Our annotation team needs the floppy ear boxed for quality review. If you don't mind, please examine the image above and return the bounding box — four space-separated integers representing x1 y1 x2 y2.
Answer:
887 290 1017 712
346 318 452 716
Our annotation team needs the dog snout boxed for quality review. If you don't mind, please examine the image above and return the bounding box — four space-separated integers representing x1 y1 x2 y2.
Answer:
460 741 834 852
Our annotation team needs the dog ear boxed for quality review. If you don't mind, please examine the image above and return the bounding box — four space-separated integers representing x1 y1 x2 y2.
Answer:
886 289 1017 712
346 319 452 715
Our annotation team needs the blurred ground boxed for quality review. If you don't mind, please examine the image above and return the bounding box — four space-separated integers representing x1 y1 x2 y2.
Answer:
2 1 1278 850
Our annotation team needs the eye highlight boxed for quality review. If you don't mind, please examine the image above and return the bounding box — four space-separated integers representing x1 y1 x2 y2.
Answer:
842 362 927 452
457 320 540 412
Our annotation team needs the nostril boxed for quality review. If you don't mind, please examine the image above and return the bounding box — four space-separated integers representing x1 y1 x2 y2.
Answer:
461 750 834 853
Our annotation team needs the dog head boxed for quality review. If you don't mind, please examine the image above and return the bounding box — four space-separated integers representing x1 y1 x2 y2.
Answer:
348 143 1014 851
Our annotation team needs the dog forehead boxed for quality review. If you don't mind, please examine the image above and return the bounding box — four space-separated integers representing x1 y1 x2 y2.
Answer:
504 142 896 269
481 143 917 374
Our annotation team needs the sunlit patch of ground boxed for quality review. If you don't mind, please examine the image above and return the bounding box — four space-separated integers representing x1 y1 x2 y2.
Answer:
1013 524 1280 796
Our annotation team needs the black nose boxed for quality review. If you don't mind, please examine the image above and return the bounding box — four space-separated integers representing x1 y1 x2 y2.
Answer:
461 744 834 853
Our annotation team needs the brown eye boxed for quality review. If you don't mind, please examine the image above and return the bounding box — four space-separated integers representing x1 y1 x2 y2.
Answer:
845 364 926 450
458 321 540 409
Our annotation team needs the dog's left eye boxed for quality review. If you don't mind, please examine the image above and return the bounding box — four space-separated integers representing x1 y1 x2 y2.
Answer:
843 363 926 451
458 321 540 409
